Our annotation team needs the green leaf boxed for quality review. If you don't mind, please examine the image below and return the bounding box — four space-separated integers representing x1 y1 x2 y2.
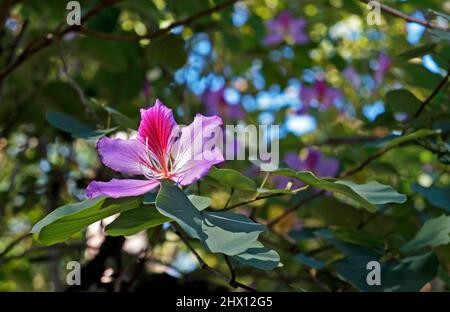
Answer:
385 89 422 113
334 252 439 292
401 215 450 253
105 205 171 237
155 180 274 258
207 167 258 206
273 170 406 212
232 242 280 270
47 111 93 134
333 180 407 206
201 211 266 255
188 195 211 211
155 180 203 239
294 253 326 269
411 184 450 212
46 111 115 139
143 193 157 205
31 197 141 245
208 167 257 192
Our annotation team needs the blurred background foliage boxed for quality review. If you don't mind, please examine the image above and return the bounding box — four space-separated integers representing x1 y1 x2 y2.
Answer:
0 0 450 291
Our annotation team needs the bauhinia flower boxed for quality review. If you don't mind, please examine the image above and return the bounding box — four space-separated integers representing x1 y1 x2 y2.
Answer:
201 86 244 120
273 148 339 189
86 99 224 198
300 79 343 112
263 10 309 46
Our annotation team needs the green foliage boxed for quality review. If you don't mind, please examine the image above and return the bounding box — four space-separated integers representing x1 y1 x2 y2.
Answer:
273 169 406 212
46 112 115 139
155 180 279 268
105 205 171 237
31 197 141 245
2 0 450 292
401 215 450 253
411 184 450 212
334 252 439 292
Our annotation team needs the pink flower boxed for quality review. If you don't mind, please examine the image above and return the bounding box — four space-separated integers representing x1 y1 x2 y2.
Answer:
201 87 244 120
300 80 343 112
263 11 309 46
374 52 391 85
273 148 339 189
86 99 224 198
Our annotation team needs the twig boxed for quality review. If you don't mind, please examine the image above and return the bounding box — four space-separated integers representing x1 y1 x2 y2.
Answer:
78 0 240 42
55 35 98 121
0 0 123 82
222 192 287 211
413 67 450 118
223 188 235 209
0 0 240 82
340 146 394 177
0 232 31 258
266 191 325 228
357 0 448 30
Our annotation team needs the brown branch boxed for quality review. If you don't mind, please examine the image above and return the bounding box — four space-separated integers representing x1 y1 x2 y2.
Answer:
0 0 123 82
357 0 448 31
78 0 240 42
0 232 31 258
414 67 450 118
0 0 239 82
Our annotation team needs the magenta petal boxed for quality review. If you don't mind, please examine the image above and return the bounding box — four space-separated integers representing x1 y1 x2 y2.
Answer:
97 137 148 176
138 99 177 165
86 179 159 199
171 114 224 185
263 33 284 46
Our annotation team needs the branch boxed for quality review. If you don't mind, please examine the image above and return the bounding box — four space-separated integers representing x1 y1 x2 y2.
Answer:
266 191 325 228
0 0 123 82
171 224 257 292
79 0 240 42
413 67 450 118
0 232 31 258
357 0 448 31
0 0 239 82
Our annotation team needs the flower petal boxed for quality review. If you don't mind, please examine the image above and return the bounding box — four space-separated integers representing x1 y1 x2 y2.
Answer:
171 114 224 185
138 99 177 166
86 179 159 199
97 137 149 176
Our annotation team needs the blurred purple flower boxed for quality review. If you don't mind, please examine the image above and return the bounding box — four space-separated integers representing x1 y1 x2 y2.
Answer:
263 11 309 46
343 66 361 89
273 148 339 189
201 87 244 120
300 80 343 112
374 52 391 85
